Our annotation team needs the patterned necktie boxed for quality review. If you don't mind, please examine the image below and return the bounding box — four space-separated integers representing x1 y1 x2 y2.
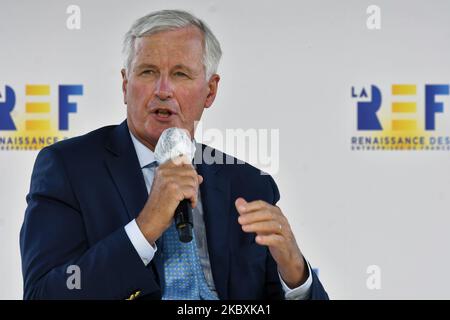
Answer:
162 221 218 300
145 160 218 299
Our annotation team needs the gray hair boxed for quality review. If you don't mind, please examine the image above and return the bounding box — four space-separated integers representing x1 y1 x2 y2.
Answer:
122 10 222 80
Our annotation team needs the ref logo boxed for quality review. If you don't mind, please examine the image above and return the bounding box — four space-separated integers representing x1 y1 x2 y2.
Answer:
0 84 83 150
351 84 450 151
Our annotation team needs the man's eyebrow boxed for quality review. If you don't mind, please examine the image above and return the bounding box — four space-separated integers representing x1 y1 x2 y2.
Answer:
134 63 158 70
134 63 198 75
172 64 196 74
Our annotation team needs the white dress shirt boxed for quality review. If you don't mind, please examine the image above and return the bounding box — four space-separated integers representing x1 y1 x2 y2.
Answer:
124 131 313 299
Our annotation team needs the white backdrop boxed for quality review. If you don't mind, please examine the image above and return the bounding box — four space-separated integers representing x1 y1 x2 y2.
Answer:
1 0 450 299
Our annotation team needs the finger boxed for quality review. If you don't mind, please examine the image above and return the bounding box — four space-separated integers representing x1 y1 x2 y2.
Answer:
191 196 198 208
238 209 273 225
170 154 192 166
155 164 193 180
238 199 269 214
255 234 284 247
167 176 198 199
170 163 196 174
159 157 185 169
169 169 199 187
169 175 199 189
174 168 199 187
241 220 283 235
235 197 248 214
180 185 198 208
197 175 203 185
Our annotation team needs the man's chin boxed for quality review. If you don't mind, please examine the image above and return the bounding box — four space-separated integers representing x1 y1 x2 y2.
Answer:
143 119 192 142
147 120 187 134
145 126 173 146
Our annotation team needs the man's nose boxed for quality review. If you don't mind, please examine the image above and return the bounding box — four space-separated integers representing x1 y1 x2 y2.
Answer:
155 75 173 100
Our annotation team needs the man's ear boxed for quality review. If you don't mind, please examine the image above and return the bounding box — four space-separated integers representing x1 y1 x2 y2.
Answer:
204 74 220 109
121 69 128 105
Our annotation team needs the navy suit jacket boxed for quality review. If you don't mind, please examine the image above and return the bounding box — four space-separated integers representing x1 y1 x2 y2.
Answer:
20 121 328 300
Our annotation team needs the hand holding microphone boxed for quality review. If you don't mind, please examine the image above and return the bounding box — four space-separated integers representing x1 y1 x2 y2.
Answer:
136 127 202 244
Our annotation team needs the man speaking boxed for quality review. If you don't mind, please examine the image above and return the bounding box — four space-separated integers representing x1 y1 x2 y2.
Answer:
20 9 328 300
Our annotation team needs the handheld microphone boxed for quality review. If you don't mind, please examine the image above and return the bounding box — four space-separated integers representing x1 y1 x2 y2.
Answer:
154 127 196 243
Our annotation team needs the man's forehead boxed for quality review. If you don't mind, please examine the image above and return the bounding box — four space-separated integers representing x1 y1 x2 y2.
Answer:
133 27 204 66
136 27 204 52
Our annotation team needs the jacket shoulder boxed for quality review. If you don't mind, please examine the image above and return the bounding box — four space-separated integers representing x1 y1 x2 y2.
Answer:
200 144 272 177
199 144 280 203
47 124 117 155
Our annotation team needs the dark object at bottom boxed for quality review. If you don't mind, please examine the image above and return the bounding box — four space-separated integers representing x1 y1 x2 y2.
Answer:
175 200 193 243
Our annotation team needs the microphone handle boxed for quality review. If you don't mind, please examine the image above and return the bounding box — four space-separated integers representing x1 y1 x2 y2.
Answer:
175 199 193 243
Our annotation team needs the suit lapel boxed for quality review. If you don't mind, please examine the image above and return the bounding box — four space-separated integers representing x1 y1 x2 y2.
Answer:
104 121 165 286
104 121 148 221
196 144 231 300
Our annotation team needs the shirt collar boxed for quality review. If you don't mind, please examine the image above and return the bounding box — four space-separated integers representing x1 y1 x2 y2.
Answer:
129 130 156 168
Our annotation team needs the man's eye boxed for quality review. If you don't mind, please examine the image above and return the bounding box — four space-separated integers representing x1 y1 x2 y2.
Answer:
174 72 188 77
141 70 155 75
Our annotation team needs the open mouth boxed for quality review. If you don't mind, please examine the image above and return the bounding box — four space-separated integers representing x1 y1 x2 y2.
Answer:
154 109 173 118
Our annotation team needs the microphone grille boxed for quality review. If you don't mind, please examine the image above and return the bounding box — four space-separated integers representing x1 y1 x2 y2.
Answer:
154 127 196 164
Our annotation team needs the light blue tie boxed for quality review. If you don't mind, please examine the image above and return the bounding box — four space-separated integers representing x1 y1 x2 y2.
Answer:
144 161 217 299
162 221 218 300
